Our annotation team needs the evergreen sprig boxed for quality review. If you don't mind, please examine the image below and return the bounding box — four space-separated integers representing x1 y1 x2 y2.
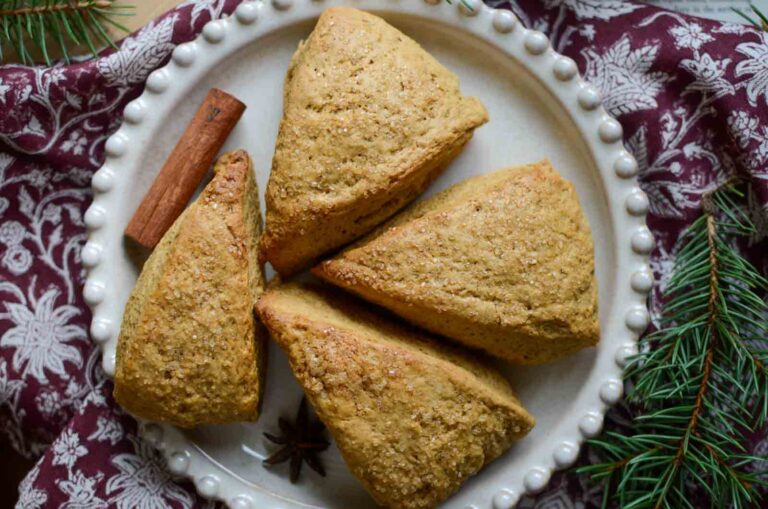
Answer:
733 3 768 31
0 0 132 65
578 183 768 509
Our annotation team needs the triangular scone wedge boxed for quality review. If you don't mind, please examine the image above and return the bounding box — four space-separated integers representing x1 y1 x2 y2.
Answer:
260 7 488 276
314 161 599 364
114 150 266 428
256 283 534 509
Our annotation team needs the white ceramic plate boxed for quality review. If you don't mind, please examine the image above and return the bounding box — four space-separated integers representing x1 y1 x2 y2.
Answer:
84 0 653 507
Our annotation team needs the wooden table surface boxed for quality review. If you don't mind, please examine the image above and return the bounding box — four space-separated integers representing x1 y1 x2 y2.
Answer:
120 0 187 33
2 0 185 64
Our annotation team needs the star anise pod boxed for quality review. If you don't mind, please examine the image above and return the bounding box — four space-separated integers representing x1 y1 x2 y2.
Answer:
263 397 330 483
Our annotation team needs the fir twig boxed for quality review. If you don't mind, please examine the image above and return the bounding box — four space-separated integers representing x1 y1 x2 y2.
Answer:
732 3 768 31
578 182 768 509
0 0 133 65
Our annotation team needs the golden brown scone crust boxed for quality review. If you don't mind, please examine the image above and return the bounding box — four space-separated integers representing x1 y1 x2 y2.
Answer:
260 7 488 276
314 161 599 364
256 283 534 509
114 150 267 428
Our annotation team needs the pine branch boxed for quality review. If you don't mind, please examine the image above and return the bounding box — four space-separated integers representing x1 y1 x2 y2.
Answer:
733 3 768 31
578 182 768 509
0 0 133 65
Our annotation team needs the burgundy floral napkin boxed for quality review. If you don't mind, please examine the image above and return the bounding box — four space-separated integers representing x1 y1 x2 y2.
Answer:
1 0 767 507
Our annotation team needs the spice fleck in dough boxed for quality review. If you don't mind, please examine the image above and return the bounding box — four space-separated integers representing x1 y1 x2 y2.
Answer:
315 161 599 364
114 150 266 428
260 7 488 276
257 283 534 509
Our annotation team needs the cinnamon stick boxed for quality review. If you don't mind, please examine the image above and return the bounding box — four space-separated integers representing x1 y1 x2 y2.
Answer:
124 88 246 248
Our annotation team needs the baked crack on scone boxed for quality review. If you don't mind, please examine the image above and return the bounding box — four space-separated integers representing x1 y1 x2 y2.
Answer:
256 283 534 509
260 7 488 276
114 150 267 428
315 161 599 364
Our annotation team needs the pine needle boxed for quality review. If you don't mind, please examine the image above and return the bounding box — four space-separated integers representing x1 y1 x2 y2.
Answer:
0 0 133 65
578 182 768 508
732 3 768 31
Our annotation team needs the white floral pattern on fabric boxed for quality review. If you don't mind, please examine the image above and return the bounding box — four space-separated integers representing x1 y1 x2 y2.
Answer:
52 429 89 470
0 78 11 105
3 245 32 275
65 379 83 398
1 1 237 498
0 220 25 245
61 131 89 156
0 217 31 274
16 460 48 509
714 22 747 35
726 108 768 180
1 288 86 383
0 67 118 157
78 381 108 414
735 32 768 107
582 35 670 115
35 389 62 418
58 471 108 509
97 15 178 88
106 438 194 509
88 415 125 445
669 22 714 50
728 111 763 152
680 53 734 98
180 0 228 25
